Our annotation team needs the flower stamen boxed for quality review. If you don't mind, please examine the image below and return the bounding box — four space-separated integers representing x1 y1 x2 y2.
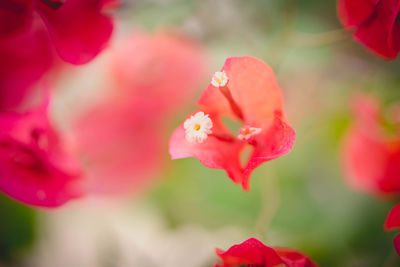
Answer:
210 71 244 120
238 126 262 141
184 112 213 143
211 71 229 88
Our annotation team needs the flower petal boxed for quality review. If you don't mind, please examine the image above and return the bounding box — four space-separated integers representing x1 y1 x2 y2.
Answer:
214 238 318 267
0 101 82 207
110 32 207 113
0 22 55 110
275 247 319 267
351 94 381 134
385 204 400 256
342 128 400 195
35 0 114 64
0 0 32 38
354 0 400 59
191 57 294 189
169 113 244 184
385 203 400 231
242 114 295 190
337 0 379 27
215 238 283 266
394 234 400 256
72 98 164 195
342 95 400 196
100 0 121 10
389 17 400 52
198 56 284 127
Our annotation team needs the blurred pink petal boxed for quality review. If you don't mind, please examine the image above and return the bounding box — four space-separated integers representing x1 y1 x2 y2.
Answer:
342 94 400 196
110 32 207 113
35 0 114 64
73 99 163 195
0 99 83 207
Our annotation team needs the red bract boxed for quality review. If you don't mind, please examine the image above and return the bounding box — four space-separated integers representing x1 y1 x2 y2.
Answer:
169 56 295 190
341 95 400 196
0 0 115 65
0 0 32 38
0 0 115 110
214 238 318 267
337 0 400 59
72 32 207 195
384 203 400 255
0 21 55 111
0 99 82 207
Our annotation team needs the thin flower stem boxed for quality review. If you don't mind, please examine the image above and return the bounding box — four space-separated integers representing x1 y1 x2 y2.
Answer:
292 28 350 47
254 165 280 241
266 0 350 70
382 248 400 267
266 0 298 71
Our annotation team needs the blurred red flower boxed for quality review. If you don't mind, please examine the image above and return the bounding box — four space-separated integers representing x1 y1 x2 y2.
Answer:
73 98 164 195
337 0 400 59
384 203 400 255
169 56 295 190
341 95 400 196
0 0 116 110
214 238 318 267
72 32 207 195
0 98 83 207
1 0 115 65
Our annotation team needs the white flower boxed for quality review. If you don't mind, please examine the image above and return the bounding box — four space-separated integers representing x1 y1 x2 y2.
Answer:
184 112 213 143
211 71 228 88
238 126 262 141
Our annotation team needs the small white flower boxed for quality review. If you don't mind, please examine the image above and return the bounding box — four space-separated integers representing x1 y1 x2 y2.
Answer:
184 112 213 143
238 126 262 141
211 71 228 88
